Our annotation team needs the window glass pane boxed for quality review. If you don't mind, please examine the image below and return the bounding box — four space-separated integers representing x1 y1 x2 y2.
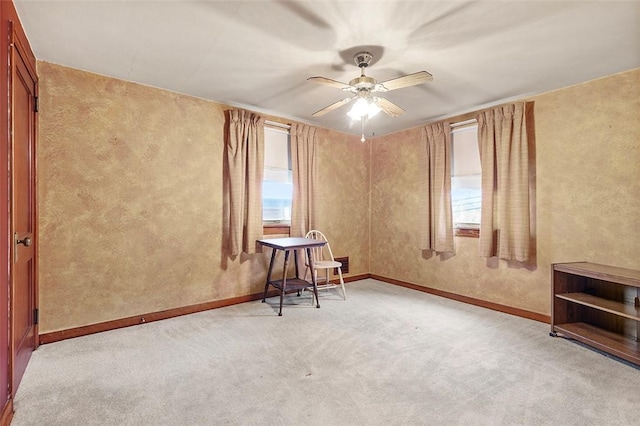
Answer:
263 127 292 223
451 125 481 228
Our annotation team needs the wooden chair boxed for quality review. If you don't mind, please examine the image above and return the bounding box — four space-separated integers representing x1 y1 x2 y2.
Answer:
303 230 347 302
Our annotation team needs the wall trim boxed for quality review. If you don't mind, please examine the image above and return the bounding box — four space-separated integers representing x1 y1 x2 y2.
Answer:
331 274 369 284
39 272 546 344
40 291 275 344
370 274 550 324
39 274 370 344
0 398 13 426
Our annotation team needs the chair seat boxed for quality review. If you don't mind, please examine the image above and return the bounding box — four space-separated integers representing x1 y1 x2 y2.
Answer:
313 260 341 269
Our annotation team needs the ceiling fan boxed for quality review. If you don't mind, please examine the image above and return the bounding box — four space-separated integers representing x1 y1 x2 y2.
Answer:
307 51 433 127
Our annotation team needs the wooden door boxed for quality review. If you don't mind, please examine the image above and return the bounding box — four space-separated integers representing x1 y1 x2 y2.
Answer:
10 25 38 394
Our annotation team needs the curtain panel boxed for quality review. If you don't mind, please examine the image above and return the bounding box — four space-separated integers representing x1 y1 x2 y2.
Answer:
290 123 318 238
225 109 265 256
419 123 454 253
477 102 530 262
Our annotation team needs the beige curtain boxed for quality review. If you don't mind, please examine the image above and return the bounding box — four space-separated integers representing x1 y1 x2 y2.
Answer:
290 123 318 237
477 102 530 262
419 123 454 253
225 109 265 255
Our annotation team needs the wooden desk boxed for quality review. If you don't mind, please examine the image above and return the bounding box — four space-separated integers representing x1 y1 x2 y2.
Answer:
258 237 326 316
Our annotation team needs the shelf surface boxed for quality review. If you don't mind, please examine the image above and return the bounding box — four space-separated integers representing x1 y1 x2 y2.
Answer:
554 322 640 365
556 292 640 321
553 262 640 287
268 278 314 292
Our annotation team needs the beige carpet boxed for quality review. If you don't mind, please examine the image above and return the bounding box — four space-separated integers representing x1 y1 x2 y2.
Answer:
11 279 640 425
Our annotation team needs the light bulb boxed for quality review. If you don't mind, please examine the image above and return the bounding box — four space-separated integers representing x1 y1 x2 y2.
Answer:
347 98 369 120
348 97 380 120
367 101 381 118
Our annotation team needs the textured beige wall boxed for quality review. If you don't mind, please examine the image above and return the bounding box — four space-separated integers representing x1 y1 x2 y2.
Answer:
314 127 370 274
38 61 639 330
37 62 369 333
370 68 640 316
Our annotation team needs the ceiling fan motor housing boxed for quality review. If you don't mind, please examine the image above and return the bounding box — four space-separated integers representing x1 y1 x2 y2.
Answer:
349 76 376 90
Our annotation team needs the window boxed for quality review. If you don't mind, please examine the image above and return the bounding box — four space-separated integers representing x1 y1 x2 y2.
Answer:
263 126 292 225
451 122 481 235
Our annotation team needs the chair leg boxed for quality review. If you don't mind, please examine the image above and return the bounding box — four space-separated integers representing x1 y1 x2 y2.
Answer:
303 265 310 282
337 269 346 300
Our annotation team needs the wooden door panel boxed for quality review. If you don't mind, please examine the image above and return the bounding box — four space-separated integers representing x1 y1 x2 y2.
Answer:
12 258 33 386
11 29 37 394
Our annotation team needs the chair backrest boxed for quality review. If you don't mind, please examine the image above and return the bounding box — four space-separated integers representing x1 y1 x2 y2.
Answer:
304 230 336 263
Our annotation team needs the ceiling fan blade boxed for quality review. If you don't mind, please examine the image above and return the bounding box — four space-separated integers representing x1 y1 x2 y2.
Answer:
375 97 405 117
375 71 433 92
312 96 355 117
307 76 352 90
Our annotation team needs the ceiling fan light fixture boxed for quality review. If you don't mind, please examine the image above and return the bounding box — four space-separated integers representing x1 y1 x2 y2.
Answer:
347 97 381 120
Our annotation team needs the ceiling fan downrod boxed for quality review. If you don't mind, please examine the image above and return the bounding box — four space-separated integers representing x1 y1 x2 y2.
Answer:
354 51 373 78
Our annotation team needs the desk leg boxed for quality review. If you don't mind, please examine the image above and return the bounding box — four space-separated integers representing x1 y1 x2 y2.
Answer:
279 250 291 316
307 247 320 309
294 250 301 296
262 248 277 303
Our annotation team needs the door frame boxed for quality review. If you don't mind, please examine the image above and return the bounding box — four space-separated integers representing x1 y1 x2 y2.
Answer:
0 8 10 420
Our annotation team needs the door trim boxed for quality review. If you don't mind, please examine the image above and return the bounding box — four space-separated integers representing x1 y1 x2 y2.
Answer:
0 398 13 426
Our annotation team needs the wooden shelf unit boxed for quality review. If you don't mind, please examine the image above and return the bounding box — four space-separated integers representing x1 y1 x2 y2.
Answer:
551 262 640 365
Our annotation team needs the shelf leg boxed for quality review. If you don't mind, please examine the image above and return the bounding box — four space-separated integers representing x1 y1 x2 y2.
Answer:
636 291 640 342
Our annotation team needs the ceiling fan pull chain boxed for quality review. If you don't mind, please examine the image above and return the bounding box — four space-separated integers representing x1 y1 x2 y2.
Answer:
361 116 366 142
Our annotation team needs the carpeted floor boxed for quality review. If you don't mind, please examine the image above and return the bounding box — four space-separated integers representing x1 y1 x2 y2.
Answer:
11 279 640 425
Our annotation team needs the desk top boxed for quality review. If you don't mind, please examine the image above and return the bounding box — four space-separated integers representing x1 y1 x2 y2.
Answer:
257 237 326 250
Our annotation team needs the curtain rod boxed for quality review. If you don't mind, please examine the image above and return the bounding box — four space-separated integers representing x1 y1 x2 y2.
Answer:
450 118 477 128
265 120 291 130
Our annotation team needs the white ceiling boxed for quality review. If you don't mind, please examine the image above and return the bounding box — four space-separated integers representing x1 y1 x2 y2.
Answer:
14 0 640 138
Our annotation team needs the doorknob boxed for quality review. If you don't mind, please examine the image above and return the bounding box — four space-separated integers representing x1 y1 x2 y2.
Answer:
14 234 32 263
16 236 31 247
